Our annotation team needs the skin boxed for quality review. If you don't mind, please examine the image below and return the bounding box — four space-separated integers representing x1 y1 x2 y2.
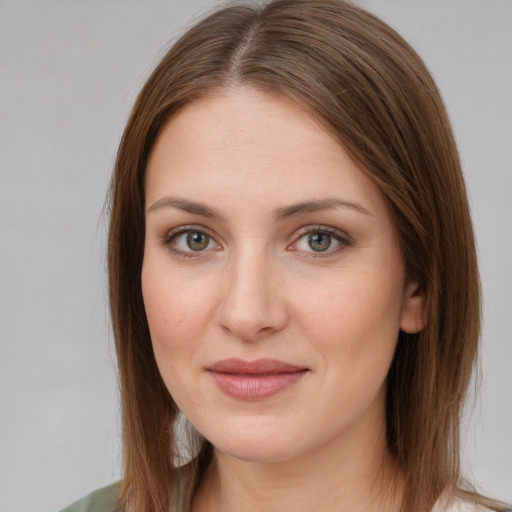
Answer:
142 87 425 512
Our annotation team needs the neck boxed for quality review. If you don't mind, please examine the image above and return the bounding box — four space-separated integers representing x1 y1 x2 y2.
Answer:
191 399 404 512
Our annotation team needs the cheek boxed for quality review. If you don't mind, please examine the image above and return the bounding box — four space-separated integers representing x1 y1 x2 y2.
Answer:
141 262 220 414
141 262 214 362
292 263 404 374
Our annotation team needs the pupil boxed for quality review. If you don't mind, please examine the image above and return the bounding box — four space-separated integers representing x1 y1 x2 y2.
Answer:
187 232 209 251
309 233 331 252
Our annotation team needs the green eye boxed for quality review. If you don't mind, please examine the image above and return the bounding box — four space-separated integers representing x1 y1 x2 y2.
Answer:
308 233 332 252
165 228 218 255
293 226 349 256
186 231 210 251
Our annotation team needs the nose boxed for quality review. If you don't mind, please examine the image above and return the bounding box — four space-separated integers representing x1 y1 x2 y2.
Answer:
216 246 288 342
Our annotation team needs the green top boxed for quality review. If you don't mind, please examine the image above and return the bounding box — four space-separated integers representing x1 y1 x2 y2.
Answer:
59 482 511 512
60 482 120 512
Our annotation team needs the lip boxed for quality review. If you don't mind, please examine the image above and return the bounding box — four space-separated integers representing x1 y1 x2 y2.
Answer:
207 358 309 401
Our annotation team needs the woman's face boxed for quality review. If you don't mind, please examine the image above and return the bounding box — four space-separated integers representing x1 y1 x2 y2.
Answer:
142 88 422 464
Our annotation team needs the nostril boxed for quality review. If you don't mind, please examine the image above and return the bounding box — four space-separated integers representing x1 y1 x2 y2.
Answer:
217 302 287 341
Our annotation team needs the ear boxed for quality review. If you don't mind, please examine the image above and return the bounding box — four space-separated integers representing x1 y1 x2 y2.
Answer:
400 279 427 334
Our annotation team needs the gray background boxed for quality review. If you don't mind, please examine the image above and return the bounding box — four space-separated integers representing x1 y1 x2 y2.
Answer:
0 1 510 511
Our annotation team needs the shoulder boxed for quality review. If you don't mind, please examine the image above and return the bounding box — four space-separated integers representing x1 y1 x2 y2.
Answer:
433 494 506 512
443 504 493 512
60 482 121 512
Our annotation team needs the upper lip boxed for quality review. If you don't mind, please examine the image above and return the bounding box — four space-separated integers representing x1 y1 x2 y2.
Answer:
207 358 307 375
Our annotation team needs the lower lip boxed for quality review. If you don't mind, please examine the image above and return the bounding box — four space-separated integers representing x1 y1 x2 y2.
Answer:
209 371 308 400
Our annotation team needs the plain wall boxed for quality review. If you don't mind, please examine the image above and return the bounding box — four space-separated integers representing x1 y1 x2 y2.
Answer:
0 1 510 511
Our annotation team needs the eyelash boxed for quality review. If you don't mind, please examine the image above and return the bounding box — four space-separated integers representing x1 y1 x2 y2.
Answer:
163 225 351 259
290 225 351 259
163 225 219 258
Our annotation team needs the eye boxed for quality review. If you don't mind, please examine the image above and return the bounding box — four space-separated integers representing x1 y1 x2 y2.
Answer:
305 232 333 252
164 227 220 256
184 231 210 251
291 226 350 256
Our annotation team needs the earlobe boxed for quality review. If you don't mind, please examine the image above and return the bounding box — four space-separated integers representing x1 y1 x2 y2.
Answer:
400 279 427 334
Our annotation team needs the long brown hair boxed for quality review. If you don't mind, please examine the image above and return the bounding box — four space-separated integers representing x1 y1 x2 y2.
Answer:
108 1 507 511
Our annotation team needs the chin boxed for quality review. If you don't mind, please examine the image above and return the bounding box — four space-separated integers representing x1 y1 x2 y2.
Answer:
216 439 300 464
196 417 311 464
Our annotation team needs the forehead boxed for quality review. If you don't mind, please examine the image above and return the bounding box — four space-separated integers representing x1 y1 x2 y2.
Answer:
145 87 386 219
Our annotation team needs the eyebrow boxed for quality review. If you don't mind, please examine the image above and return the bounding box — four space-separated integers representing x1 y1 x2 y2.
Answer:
147 196 226 220
147 196 370 220
273 198 370 221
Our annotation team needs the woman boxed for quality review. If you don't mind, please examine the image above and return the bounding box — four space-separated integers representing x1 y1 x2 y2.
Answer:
62 1 510 511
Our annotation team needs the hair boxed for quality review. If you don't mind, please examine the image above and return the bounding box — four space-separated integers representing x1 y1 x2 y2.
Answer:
107 1 508 512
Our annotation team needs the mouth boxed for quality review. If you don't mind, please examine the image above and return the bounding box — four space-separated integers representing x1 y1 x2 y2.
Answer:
206 358 309 401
